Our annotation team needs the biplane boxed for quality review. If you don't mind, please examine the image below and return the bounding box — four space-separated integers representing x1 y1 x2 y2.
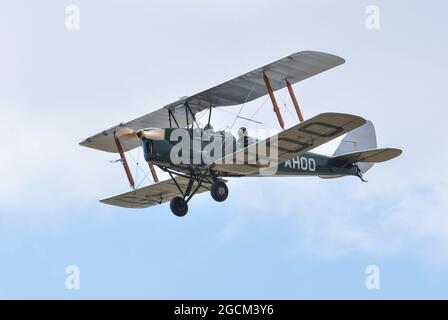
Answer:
80 51 402 216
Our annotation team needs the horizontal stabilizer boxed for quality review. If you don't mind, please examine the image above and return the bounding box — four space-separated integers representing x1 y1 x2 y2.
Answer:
330 148 402 166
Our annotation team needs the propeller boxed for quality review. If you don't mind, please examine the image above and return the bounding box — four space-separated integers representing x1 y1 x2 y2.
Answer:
115 127 165 141
114 127 164 183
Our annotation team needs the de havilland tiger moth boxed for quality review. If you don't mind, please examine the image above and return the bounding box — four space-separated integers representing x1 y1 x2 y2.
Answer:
80 51 402 217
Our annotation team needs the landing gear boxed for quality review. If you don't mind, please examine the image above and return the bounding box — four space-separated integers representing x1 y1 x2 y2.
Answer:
162 167 228 215
210 181 229 202
170 196 188 217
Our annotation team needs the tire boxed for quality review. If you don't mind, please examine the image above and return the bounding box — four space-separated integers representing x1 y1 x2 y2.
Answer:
210 181 229 202
170 196 188 217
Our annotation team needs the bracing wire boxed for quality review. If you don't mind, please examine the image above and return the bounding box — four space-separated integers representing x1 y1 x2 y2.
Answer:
279 86 296 124
128 151 152 186
214 107 262 124
230 79 258 130
243 96 269 127
194 109 208 126
137 170 151 188
134 148 140 184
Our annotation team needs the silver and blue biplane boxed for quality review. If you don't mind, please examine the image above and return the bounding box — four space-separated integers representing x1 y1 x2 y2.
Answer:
80 51 401 216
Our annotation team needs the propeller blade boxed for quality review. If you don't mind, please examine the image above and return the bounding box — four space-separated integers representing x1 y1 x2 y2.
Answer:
138 128 165 141
115 127 137 140
115 127 165 141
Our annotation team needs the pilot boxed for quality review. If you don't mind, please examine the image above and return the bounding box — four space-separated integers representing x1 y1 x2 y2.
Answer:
202 123 214 139
237 127 249 149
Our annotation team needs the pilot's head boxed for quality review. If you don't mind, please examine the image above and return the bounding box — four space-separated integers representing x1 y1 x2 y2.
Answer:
238 127 248 138
203 124 213 131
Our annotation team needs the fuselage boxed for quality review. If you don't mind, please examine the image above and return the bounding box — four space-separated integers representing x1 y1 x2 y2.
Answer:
140 128 357 178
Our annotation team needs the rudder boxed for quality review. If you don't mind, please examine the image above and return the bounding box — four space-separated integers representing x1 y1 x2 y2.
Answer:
333 120 377 173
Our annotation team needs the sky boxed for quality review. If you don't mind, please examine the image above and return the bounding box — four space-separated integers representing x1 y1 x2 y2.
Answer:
0 0 447 299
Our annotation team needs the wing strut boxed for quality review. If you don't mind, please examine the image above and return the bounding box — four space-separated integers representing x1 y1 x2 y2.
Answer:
168 109 180 128
114 133 135 189
263 72 285 129
286 79 305 123
149 163 159 183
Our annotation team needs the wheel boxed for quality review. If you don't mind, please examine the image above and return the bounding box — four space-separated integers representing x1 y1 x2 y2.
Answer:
210 180 228 202
170 196 188 217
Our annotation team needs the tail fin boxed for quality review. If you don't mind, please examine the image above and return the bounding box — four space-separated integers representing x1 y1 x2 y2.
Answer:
333 120 377 173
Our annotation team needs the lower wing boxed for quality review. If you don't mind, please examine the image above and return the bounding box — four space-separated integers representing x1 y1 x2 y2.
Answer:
100 176 210 209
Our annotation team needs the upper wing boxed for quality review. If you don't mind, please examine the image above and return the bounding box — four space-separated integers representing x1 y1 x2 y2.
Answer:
330 148 403 165
100 176 211 209
79 51 344 153
213 113 366 175
186 51 345 108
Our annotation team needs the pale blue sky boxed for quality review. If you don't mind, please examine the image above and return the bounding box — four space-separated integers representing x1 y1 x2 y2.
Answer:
0 0 447 299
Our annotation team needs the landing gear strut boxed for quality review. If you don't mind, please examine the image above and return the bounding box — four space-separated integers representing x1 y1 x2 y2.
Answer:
164 168 211 217
210 181 229 202
170 196 188 217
